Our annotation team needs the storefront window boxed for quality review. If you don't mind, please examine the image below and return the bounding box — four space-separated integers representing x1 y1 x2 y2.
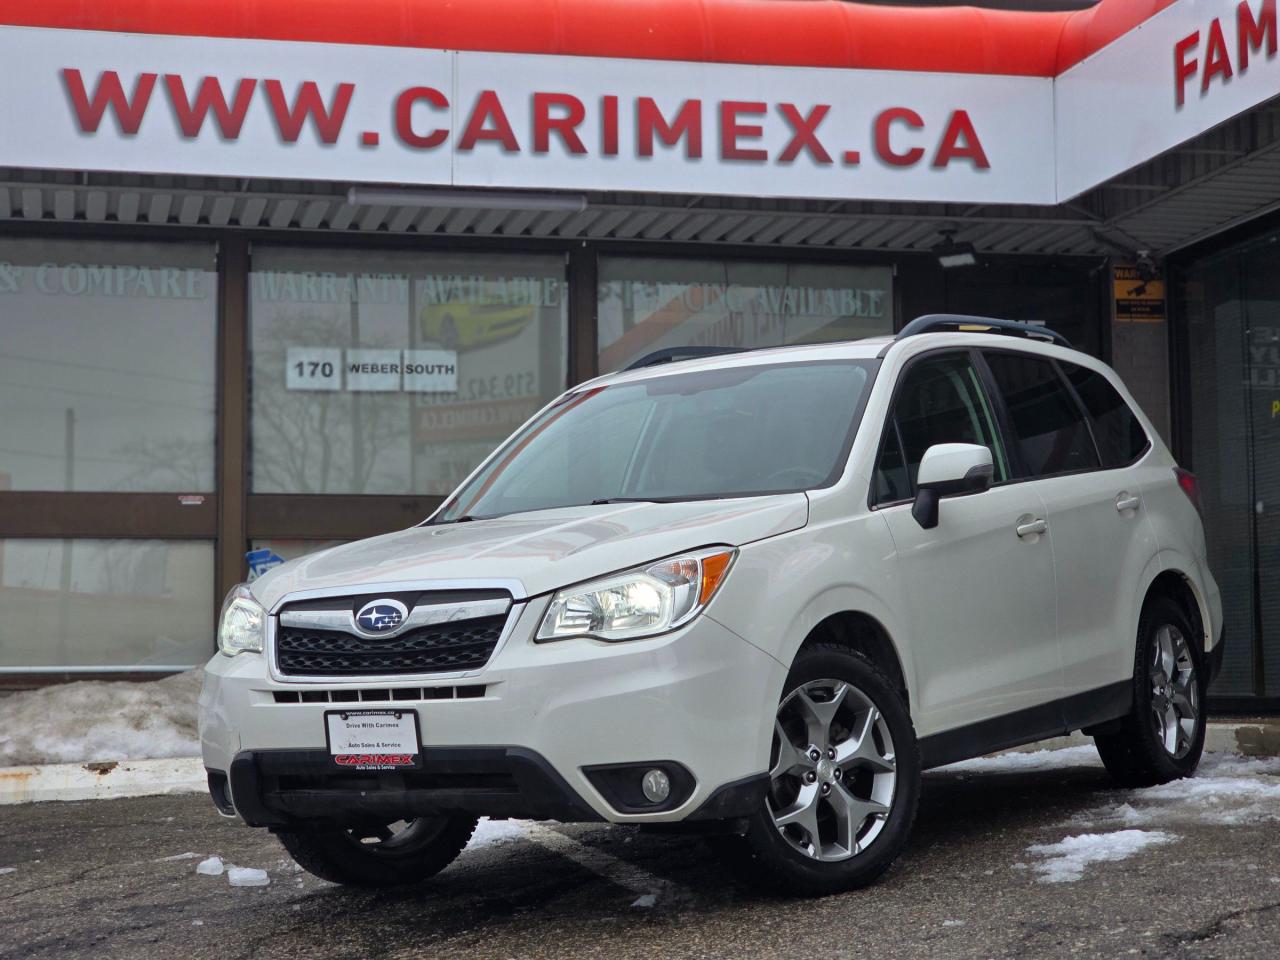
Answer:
597 257 894 373
246 539 348 581
249 248 567 495
1180 230 1280 697
942 261 1101 356
0 240 217 492
0 539 214 669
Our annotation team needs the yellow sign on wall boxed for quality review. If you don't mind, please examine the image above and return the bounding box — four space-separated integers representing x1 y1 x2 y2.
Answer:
1113 265 1165 323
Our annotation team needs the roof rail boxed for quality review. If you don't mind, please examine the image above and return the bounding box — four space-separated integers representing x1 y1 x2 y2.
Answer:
622 345 749 371
897 314 1072 349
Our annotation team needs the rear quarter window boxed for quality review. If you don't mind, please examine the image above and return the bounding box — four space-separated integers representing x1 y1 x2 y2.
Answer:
1061 362 1150 468
983 351 1099 478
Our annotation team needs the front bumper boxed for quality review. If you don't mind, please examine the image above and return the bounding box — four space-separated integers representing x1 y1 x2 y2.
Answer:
199 600 785 825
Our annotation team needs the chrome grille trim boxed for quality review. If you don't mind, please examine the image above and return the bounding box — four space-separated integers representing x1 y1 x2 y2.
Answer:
278 597 512 638
264 581 526 685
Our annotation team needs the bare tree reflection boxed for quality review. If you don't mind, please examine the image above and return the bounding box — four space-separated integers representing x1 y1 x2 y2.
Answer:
113 437 212 491
250 308 411 494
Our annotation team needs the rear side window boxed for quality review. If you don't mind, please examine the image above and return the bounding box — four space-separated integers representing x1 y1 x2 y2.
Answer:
983 352 1099 478
1061 363 1149 468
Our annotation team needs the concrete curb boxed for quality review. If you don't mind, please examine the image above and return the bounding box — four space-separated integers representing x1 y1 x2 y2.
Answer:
0 757 205 805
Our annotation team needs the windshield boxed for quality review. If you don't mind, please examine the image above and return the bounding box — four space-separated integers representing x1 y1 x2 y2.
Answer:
432 359 878 522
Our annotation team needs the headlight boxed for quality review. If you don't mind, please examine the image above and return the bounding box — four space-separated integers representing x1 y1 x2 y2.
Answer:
537 547 736 643
217 583 266 656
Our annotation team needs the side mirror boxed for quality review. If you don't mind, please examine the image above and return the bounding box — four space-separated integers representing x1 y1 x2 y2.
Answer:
912 443 994 530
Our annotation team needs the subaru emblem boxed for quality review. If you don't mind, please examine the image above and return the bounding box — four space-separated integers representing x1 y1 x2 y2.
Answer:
354 599 408 635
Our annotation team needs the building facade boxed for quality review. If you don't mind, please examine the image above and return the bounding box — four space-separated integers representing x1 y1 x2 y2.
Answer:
0 0 1276 706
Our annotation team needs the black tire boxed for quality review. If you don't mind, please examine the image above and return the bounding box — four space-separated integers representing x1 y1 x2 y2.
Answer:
714 643 920 897
1094 595 1206 788
277 815 478 888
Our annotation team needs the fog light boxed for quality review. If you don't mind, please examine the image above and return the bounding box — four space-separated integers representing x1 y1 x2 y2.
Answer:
641 768 671 804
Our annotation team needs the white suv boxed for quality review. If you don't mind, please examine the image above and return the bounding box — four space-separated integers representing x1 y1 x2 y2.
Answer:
200 315 1223 895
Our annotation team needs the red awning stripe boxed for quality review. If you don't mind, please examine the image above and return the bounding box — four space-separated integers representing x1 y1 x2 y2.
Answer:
0 0 1178 77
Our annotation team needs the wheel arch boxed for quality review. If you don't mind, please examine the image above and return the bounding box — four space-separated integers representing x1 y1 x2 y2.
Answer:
1143 567 1209 655
795 611 911 712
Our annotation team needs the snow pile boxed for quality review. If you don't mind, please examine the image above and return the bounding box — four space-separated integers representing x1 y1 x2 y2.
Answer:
0 668 202 766
227 866 270 887
1071 753 1280 829
193 856 270 887
196 856 225 876
946 748 1280 829
468 817 529 849
1026 829 1176 883
0 867 16 876
941 745 1101 774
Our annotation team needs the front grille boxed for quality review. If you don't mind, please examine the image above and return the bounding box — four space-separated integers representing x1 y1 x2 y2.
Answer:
276 614 507 677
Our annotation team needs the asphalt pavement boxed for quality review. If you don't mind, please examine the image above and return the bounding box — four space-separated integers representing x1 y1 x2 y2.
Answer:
2 756 1277 960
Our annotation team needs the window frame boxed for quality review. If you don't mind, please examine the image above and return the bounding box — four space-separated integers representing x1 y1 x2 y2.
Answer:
972 345 1116 481
1056 359 1153 471
867 344 1153 511
436 357 884 521
867 347 1011 511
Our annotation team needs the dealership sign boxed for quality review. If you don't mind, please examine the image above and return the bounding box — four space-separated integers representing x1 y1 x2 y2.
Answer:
0 25 1055 205
1055 0 1278 198
0 0 1275 206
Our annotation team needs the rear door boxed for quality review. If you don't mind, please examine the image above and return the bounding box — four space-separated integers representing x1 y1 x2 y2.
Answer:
981 351 1158 715
873 350 1061 742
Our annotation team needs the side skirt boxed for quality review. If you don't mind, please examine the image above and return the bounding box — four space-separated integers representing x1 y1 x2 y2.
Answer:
918 680 1132 770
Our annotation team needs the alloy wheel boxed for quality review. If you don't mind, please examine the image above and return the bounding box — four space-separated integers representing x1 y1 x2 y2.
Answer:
1150 623 1199 759
768 678 897 862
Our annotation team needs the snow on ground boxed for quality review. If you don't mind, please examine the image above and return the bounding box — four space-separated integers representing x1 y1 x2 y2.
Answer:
944 746 1280 830
1067 753 1280 829
941 745 1102 774
0 669 202 766
196 856 225 877
468 817 530 849
0 867 16 876
952 746 1280 882
189 856 271 887
227 866 270 887
1026 830 1176 883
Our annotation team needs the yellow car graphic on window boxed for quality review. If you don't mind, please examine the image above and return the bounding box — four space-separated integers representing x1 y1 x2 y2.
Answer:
420 302 536 351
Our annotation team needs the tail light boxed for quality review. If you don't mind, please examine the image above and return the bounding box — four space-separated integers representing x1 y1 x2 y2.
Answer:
1173 467 1204 522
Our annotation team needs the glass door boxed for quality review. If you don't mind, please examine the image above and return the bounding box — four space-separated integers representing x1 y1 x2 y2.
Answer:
1243 240 1280 696
1183 248 1257 696
1183 230 1280 699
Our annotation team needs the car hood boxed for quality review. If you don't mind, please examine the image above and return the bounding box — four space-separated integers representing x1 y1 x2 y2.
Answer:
250 495 809 609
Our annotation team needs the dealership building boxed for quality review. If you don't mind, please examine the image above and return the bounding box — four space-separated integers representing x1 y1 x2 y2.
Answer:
0 0 1277 705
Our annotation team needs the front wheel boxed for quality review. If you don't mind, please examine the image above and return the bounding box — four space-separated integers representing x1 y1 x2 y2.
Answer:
718 644 920 896
1094 595 1206 788
277 815 478 888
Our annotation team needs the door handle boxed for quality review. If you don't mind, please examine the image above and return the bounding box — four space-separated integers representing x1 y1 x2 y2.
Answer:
1016 518 1047 538
1115 493 1141 513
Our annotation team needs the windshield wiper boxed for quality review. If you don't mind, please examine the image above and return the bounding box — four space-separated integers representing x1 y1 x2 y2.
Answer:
590 497 680 505
429 514 479 525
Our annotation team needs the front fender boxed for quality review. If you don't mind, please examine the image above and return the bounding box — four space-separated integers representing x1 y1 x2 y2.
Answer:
706 514 914 713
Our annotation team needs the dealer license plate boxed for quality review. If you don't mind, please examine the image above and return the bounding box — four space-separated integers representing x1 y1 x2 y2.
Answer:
324 710 421 771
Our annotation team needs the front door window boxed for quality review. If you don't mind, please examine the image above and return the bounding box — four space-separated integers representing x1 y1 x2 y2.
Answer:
873 351 1007 504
